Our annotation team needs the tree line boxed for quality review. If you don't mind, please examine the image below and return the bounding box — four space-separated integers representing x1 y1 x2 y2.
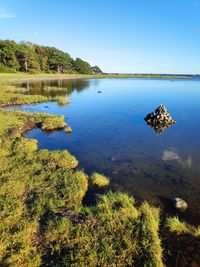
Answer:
0 40 102 74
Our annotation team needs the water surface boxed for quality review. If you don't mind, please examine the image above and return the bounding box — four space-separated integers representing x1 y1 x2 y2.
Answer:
12 78 200 223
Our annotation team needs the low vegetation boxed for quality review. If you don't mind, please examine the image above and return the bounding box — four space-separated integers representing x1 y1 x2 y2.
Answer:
55 96 69 105
166 217 200 237
90 172 110 187
0 85 70 107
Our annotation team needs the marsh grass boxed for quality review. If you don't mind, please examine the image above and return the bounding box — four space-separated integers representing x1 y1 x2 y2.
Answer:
90 172 110 187
0 85 70 107
54 96 70 105
166 217 200 237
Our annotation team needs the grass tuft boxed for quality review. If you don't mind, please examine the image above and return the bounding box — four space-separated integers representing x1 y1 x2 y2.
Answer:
166 216 200 237
54 96 69 105
90 172 110 187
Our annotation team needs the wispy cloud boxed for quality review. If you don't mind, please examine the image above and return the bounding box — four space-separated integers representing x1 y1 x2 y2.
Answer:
0 8 16 19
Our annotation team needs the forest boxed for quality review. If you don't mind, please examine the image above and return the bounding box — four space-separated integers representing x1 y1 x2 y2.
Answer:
0 40 102 74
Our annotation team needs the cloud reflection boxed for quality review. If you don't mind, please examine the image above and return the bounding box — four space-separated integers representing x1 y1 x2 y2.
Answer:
162 150 192 168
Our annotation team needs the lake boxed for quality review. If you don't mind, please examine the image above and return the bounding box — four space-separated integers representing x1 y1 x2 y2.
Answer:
12 78 200 224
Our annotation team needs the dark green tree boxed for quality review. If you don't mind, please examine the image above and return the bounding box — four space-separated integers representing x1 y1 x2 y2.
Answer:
45 47 74 73
16 44 40 72
74 58 93 74
0 39 102 74
92 65 102 74
0 40 19 71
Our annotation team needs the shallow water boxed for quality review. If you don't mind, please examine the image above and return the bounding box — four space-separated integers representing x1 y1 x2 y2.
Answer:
12 78 200 223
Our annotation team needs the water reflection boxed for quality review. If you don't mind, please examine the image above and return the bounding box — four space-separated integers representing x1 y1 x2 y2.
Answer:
162 149 192 168
19 79 94 97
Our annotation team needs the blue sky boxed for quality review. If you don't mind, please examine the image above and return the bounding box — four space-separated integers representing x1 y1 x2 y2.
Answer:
0 0 200 74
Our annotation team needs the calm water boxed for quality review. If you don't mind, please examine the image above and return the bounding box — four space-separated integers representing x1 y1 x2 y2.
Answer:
12 78 200 223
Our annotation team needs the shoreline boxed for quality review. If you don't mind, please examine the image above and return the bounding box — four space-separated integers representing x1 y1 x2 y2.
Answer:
0 72 193 84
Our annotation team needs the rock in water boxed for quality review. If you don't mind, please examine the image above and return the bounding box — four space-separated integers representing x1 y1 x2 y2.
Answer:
144 104 176 134
171 197 188 212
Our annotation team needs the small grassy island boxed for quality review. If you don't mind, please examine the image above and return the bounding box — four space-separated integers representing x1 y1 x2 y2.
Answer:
0 78 199 267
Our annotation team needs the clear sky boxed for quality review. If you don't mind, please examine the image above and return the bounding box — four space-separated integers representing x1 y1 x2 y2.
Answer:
0 0 200 74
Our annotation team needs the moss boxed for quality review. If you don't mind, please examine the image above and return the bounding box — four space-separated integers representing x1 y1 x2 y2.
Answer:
90 172 110 187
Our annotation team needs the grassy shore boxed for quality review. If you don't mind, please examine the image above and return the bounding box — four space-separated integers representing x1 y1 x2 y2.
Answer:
0 72 192 84
0 80 199 266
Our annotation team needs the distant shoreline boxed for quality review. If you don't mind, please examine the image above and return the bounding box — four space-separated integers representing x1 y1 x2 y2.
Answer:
0 72 198 83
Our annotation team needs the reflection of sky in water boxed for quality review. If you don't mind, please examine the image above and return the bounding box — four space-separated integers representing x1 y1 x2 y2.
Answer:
162 149 192 168
9 78 200 223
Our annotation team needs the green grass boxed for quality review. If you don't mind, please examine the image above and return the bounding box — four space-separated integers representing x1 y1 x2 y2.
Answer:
43 192 164 266
0 72 192 85
166 217 200 237
0 85 71 107
90 172 110 187
54 96 70 105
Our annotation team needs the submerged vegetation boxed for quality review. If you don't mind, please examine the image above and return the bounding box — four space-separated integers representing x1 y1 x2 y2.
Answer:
0 81 199 266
